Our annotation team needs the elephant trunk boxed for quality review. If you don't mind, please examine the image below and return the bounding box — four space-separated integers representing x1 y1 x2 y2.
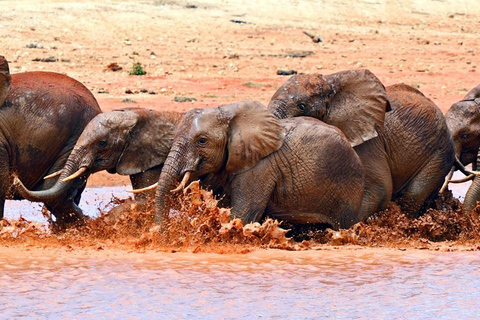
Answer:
267 100 288 119
463 151 480 212
14 148 90 202
463 177 480 212
155 141 187 225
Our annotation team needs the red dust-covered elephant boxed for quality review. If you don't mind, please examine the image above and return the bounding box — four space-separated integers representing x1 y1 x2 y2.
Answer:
0 56 101 224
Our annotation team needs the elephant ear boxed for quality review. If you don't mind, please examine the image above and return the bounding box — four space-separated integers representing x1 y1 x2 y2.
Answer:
463 85 480 104
223 101 285 174
323 69 389 147
0 56 11 106
116 109 178 175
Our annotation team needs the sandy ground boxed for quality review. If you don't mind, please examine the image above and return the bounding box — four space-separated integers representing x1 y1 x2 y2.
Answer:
0 0 479 189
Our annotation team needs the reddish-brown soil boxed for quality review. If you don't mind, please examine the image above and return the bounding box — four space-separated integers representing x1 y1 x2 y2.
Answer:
1 0 478 186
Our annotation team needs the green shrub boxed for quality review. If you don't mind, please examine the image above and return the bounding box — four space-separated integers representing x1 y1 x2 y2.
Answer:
129 62 146 75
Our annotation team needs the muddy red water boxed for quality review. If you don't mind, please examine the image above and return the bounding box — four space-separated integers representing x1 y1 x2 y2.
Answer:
1 248 480 319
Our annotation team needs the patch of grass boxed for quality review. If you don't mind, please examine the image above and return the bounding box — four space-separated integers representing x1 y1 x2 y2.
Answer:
243 81 265 89
129 62 147 76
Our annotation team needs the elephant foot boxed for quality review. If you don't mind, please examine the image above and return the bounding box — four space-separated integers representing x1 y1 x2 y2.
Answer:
45 202 87 232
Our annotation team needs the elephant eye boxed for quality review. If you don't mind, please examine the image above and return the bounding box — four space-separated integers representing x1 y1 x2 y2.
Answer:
297 103 306 112
198 137 207 145
98 140 107 148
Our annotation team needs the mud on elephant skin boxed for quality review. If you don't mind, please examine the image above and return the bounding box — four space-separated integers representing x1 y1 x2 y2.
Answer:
154 100 365 229
445 85 480 211
268 69 454 218
0 56 102 224
15 108 182 211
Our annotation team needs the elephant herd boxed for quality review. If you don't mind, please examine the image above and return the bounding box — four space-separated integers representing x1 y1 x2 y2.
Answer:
1 55 480 230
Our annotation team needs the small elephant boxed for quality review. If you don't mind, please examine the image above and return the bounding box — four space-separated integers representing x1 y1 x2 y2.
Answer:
15 108 182 212
268 69 454 218
0 56 101 223
154 100 365 229
445 85 480 211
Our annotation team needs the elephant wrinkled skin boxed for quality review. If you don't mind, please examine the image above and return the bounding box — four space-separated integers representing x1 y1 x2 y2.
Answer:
0 56 102 223
268 69 454 218
155 101 365 229
15 108 182 211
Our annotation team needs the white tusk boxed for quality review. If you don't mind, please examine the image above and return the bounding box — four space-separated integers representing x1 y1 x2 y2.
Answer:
455 157 480 176
62 167 87 182
448 174 475 184
127 182 158 194
44 169 63 180
440 166 455 194
170 171 191 193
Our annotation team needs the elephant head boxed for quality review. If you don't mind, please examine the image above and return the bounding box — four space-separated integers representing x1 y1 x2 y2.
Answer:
445 86 480 166
155 100 284 224
268 69 390 147
15 108 180 202
0 56 11 107
445 85 480 211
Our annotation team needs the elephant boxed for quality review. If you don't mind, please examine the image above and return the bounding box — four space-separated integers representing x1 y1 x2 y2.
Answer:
14 108 182 212
445 85 480 211
268 69 455 218
153 100 365 229
0 55 102 223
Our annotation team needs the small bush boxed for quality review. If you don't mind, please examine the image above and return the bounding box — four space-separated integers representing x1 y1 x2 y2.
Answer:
129 62 146 75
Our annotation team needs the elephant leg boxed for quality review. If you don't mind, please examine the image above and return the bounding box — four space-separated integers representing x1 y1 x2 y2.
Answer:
229 171 276 224
130 165 163 210
73 181 86 205
359 172 393 220
396 155 446 215
45 197 84 225
0 146 10 219
354 140 393 220
0 199 4 220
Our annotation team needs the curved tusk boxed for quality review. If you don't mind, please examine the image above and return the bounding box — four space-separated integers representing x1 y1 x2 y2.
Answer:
171 171 191 193
127 182 158 194
440 166 455 194
62 167 87 182
44 169 63 180
448 174 475 184
455 157 480 176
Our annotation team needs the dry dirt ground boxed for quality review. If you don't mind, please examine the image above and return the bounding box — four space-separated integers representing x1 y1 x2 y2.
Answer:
0 0 479 188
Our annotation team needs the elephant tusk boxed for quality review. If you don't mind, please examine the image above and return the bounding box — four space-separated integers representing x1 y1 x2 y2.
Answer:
127 182 158 194
44 169 63 180
171 171 191 193
62 167 87 182
448 174 475 184
440 166 455 194
12 176 24 188
455 157 480 176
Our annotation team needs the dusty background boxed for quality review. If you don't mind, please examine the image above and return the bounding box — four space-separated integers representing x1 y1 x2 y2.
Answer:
0 0 478 187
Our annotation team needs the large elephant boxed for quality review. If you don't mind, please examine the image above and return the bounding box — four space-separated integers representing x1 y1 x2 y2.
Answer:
14 108 182 210
0 56 101 223
154 100 365 229
445 85 480 211
268 69 455 218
